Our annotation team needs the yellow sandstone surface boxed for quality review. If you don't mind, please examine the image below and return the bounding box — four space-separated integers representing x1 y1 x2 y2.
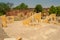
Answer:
34 13 41 22
0 15 14 27
0 12 59 27
22 13 59 26
22 13 42 25
49 14 56 21
43 16 49 23
22 18 31 25
1 15 7 27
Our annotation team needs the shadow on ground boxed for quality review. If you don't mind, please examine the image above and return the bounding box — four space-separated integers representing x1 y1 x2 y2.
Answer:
0 27 9 40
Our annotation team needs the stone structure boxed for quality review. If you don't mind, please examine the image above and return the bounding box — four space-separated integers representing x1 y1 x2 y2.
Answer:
33 12 41 22
22 18 31 26
22 12 42 26
0 12 60 27
0 15 7 27
0 15 14 27
42 16 49 23
22 13 59 26
7 16 14 23
49 14 56 21
48 14 57 24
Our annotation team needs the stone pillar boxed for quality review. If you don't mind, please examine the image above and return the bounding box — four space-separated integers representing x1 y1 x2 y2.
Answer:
34 12 41 22
22 18 31 26
1 15 7 27
53 14 56 21
49 14 57 24
49 14 56 21
43 16 49 23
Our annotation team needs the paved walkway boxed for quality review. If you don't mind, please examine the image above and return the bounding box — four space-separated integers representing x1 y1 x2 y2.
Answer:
0 26 9 40
3 21 60 40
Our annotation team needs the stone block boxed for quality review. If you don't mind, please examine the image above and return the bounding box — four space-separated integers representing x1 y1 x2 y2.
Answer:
34 13 41 22
22 18 31 25
49 14 56 21
1 15 7 27
43 16 49 23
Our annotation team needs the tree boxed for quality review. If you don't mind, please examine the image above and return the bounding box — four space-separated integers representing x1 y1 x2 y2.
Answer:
0 2 11 16
14 3 28 10
49 5 57 14
34 4 43 13
56 6 60 16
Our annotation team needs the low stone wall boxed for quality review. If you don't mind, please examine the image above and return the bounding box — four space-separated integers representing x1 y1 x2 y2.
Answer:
22 13 60 26
0 15 14 27
0 12 60 27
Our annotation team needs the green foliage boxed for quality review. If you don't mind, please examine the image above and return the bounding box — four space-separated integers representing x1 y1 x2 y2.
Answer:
34 4 43 13
49 5 60 16
0 2 11 16
49 5 57 14
56 6 60 16
14 3 28 9
0 13 4 16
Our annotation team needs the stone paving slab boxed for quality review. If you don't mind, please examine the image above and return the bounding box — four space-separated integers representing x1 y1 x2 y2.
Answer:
2 21 60 40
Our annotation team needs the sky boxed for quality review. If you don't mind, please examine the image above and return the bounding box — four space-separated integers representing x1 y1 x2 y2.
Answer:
0 0 60 8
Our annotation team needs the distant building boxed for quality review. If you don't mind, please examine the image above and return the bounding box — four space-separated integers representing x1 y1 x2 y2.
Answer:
6 8 49 16
6 8 34 16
